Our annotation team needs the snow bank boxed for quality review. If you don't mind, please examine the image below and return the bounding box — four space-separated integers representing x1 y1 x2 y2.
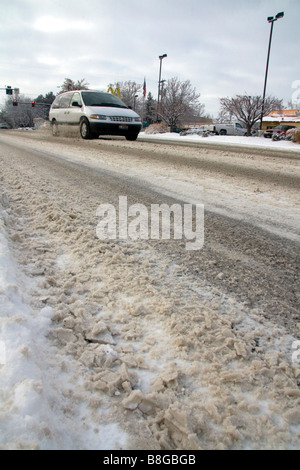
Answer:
0 210 128 450
139 132 300 152
0 211 51 448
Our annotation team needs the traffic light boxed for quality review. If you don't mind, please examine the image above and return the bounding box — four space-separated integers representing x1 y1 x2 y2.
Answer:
6 86 13 95
13 99 18 106
32 101 35 107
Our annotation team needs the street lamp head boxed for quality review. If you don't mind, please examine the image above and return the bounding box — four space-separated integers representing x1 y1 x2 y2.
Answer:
159 54 167 59
267 12 284 22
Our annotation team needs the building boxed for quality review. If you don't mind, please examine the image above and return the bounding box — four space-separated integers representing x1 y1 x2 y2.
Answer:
262 109 300 130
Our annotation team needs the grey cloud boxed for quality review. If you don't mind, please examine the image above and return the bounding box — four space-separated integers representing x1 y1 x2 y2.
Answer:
1 0 299 116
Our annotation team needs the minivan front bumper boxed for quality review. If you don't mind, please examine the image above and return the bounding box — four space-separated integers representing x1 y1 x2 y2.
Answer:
89 121 142 136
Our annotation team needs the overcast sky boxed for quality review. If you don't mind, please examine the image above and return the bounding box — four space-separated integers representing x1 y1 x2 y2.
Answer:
1 0 299 117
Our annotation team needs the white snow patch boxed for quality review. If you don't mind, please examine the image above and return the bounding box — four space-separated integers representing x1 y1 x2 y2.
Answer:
139 132 300 152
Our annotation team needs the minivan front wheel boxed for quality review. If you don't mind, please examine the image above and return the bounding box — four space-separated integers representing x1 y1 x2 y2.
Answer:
125 132 139 141
80 118 93 139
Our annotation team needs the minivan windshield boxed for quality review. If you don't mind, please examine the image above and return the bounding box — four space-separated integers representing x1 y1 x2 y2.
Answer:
82 91 128 108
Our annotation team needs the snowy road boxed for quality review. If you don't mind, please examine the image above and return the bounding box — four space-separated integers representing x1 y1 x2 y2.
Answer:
0 129 300 450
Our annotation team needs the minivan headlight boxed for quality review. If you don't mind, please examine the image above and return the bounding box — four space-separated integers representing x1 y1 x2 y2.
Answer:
134 117 142 122
90 114 107 120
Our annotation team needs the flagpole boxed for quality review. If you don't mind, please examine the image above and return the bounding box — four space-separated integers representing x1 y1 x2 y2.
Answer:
142 77 146 128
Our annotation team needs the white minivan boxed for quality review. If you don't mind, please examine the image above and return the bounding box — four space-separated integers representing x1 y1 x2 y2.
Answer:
49 90 142 140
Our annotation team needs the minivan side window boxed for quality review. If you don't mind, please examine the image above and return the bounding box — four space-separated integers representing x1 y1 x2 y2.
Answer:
71 92 82 107
52 93 72 109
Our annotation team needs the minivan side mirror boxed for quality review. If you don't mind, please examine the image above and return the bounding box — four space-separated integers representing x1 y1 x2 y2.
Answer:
72 101 81 107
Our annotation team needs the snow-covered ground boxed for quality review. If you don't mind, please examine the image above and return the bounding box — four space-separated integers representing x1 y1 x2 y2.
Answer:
0 130 299 450
139 131 300 152
2 196 300 450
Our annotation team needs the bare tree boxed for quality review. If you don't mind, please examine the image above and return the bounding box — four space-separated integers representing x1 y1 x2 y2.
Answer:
108 81 142 110
215 108 233 123
2 95 36 128
159 77 204 131
287 100 300 110
219 95 283 135
59 78 89 93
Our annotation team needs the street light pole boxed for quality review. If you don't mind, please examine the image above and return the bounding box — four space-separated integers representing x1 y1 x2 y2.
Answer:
260 12 284 130
157 53 167 122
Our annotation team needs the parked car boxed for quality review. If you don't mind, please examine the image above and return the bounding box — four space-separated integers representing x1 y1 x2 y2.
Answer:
264 124 296 138
180 125 215 136
180 127 202 136
49 90 142 140
197 125 215 135
213 122 247 136
171 126 183 133
0 123 9 129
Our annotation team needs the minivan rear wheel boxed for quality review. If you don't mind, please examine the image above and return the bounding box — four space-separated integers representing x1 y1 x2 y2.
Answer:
80 118 93 139
51 120 59 136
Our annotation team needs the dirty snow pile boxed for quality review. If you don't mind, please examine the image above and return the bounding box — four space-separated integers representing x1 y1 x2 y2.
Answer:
0 215 127 450
0 214 53 449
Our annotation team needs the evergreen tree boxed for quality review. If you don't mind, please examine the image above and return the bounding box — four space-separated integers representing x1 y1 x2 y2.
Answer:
34 91 56 120
145 92 156 125
35 91 56 104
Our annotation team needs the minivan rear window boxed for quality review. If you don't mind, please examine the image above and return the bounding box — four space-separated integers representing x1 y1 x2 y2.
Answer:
81 92 128 108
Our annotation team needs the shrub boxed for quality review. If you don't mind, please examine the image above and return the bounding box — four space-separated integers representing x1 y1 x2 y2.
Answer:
144 122 168 134
286 127 300 143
